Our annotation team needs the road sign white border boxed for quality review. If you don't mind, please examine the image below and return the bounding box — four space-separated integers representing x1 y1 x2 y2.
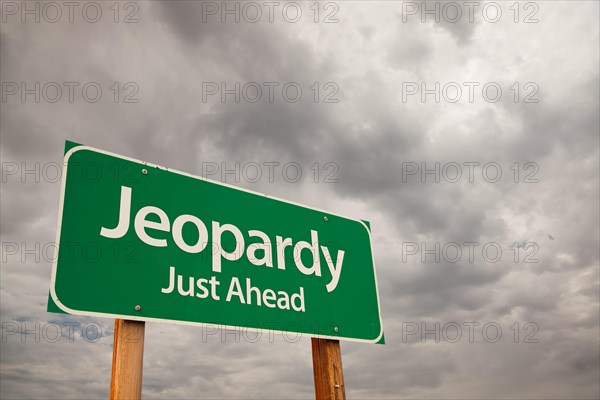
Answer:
50 144 384 344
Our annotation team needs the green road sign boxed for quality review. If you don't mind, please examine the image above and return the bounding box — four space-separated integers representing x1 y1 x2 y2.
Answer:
49 141 384 343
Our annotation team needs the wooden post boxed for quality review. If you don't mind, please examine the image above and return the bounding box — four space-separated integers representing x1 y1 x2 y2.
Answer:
110 319 145 400
311 338 346 400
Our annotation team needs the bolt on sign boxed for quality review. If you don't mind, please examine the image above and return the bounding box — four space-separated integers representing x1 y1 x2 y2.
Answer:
48 141 384 343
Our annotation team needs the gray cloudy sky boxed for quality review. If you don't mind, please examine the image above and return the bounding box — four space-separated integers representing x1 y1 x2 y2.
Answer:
1 0 599 399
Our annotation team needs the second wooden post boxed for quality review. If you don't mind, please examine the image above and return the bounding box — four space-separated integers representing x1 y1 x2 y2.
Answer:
311 338 346 400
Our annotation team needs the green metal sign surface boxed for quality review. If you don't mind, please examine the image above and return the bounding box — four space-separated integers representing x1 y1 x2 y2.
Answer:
49 142 383 343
